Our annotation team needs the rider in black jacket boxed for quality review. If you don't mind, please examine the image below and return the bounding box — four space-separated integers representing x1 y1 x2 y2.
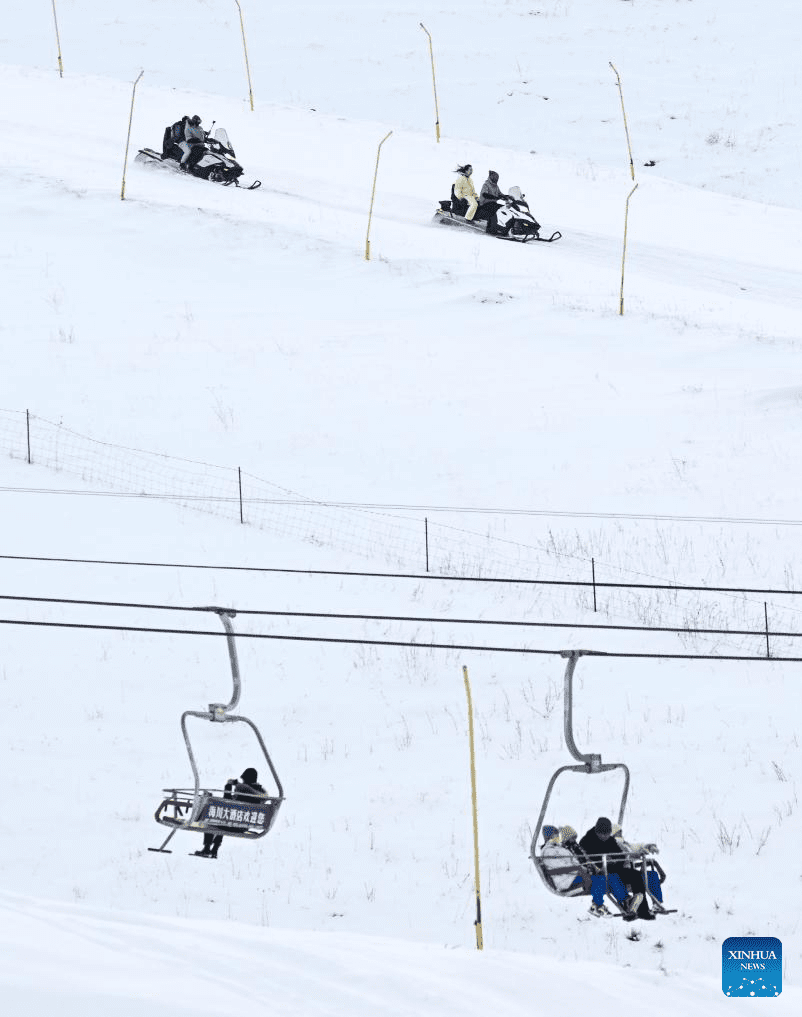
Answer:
195 767 266 858
580 816 654 919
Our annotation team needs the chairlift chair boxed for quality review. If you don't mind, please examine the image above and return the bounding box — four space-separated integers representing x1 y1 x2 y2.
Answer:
531 650 630 901
531 651 675 916
149 608 285 854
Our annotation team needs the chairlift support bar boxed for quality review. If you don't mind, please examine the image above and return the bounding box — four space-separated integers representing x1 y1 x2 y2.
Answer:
150 608 284 853
530 650 630 862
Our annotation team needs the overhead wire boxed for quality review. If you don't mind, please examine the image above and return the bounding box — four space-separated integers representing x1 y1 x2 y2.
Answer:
0 592 799 640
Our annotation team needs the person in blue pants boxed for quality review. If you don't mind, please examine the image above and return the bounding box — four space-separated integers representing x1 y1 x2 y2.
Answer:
541 826 632 917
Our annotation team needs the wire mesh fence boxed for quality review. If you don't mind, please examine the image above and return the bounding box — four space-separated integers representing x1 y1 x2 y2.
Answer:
3 407 802 660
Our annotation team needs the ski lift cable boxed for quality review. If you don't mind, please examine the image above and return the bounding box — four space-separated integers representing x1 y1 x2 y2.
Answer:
0 592 800 640
2 552 802 600
0 614 801 661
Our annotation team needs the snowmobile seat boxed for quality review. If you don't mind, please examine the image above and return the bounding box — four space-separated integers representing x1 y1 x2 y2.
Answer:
449 184 468 217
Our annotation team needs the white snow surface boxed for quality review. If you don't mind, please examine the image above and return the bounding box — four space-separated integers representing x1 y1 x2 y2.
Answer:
1 1 801 1013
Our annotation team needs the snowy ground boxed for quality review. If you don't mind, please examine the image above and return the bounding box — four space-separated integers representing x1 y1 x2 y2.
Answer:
1 2 801 1013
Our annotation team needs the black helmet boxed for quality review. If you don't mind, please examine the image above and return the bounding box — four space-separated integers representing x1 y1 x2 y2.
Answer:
241 767 258 784
190 115 202 125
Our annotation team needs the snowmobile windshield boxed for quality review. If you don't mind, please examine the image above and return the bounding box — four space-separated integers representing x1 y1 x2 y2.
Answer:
212 128 233 152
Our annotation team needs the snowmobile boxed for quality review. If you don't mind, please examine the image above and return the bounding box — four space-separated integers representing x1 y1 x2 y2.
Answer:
433 185 560 243
135 123 261 189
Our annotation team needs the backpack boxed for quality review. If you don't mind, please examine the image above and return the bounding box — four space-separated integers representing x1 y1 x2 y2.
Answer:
171 117 188 143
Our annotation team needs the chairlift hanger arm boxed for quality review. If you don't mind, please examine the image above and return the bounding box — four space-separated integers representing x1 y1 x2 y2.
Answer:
530 761 630 860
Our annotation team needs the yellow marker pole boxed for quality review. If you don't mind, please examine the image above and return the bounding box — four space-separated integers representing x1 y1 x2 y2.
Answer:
365 130 392 261
234 1 255 111
120 70 144 201
51 0 64 78
462 665 483 950
419 23 441 142
619 182 638 315
609 62 634 181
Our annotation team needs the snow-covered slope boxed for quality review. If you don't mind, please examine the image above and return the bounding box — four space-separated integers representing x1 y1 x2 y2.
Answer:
1 2 800 1013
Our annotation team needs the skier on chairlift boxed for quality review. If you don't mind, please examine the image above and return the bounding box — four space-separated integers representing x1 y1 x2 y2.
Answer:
580 816 652 920
547 825 633 918
194 767 266 859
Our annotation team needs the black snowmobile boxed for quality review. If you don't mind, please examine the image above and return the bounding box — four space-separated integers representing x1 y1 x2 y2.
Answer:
433 185 560 243
136 121 261 190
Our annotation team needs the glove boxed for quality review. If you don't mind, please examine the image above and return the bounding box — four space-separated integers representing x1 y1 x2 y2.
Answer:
646 843 659 854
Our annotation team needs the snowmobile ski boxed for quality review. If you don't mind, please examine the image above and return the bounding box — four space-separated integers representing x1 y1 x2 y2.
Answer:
432 207 560 244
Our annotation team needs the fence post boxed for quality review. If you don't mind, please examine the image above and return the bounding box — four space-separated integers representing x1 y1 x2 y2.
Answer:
764 602 770 658
26 409 31 464
238 467 244 523
425 517 429 572
591 557 597 612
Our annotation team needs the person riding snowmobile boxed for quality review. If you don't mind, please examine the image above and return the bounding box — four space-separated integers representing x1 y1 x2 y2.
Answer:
451 164 479 221
180 115 207 174
163 115 189 160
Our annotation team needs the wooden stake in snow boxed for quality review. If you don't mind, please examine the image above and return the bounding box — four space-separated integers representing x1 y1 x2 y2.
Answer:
419 23 441 142
51 0 64 78
120 70 144 202
463 665 484 950
234 1 255 111
609 62 635 181
619 182 638 315
365 130 392 261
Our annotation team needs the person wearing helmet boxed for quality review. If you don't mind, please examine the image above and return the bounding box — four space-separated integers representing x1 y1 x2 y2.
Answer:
180 114 207 174
474 169 513 233
163 115 190 159
194 767 266 859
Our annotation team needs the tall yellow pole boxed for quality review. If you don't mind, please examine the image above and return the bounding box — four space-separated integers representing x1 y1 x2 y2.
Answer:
51 0 64 78
619 182 638 315
365 130 392 261
462 665 483 950
419 23 441 142
609 62 634 180
234 1 255 111
120 71 144 201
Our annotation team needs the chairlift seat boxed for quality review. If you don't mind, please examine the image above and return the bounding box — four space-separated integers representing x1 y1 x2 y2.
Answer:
533 853 590 897
155 788 282 839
